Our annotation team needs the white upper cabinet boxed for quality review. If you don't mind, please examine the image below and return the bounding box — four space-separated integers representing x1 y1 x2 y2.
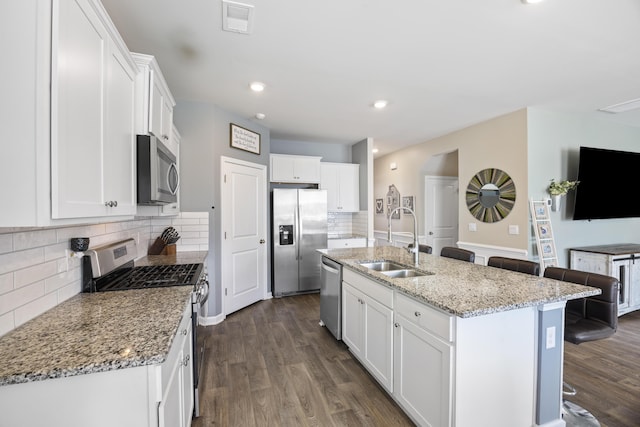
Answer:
320 162 360 212
270 154 322 183
132 53 175 143
1 0 137 225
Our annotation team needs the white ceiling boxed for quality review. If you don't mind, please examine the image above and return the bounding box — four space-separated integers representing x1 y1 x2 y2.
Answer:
101 0 640 157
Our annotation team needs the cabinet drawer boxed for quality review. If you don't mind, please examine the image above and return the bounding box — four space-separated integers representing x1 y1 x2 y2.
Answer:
395 292 454 342
344 268 393 308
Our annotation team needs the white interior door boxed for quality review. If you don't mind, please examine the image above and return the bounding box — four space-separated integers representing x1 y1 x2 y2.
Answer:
425 176 459 256
221 157 267 315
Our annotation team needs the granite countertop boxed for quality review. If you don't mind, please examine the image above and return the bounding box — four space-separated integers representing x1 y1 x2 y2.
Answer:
0 251 209 387
319 247 600 318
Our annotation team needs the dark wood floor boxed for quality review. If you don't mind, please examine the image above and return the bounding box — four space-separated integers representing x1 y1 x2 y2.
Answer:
193 293 413 426
193 294 640 427
563 309 640 427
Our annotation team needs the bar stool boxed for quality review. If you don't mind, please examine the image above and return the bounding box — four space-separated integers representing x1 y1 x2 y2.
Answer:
440 247 475 263
543 267 619 427
407 243 432 254
487 256 540 276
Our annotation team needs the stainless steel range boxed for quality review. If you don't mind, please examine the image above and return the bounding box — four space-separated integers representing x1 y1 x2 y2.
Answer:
81 238 209 418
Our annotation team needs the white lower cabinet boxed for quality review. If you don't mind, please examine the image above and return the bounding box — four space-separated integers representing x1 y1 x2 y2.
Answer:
342 270 394 393
0 301 194 427
327 238 367 249
394 293 452 427
342 268 539 427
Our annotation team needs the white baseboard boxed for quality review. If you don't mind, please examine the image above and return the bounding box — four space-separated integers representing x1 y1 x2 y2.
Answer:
199 313 225 326
456 241 528 266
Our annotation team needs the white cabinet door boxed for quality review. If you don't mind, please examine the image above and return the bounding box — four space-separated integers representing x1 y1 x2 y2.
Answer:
342 283 365 358
103 37 136 215
149 72 164 139
270 154 321 183
51 0 107 218
364 295 394 393
161 95 174 143
320 163 359 212
181 319 194 427
394 315 452 427
159 349 183 427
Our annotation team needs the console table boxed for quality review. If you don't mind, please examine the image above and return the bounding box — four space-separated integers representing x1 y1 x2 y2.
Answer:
570 243 640 316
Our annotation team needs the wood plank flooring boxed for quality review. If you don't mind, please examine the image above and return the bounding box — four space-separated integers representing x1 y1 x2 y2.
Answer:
563 309 640 427
192 293 413 427
193 294 640 427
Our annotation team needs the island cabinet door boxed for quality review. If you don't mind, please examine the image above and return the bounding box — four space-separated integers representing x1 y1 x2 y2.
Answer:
363 295 394 393
342 282 365 357
393 315 452 427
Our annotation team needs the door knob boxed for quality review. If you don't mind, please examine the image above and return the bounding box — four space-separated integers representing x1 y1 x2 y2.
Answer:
259 239 266 244
428 231 434 235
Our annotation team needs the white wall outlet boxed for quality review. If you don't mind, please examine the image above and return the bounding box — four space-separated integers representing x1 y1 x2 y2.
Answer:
546 326 556 349
508 225 519 235
468 222 477 232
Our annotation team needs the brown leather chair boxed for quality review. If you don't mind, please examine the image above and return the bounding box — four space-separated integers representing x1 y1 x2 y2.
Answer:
407 243 432 254
440 247 475 263
543 266 619 425
543 267 618 344
487 256 540 276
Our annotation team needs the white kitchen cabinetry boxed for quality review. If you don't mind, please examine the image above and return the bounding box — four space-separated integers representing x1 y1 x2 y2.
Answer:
270 154 322 183
394 293 453 426
132 53 176 143
342 269 394 393
2 0 137 226
327 237 367 249
342 267 539 427
50 0 137 219
320 162 360 212
570 245 640 316
0 300 194 427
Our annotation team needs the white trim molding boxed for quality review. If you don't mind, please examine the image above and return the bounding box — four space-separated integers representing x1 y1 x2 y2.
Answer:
457 241 528 266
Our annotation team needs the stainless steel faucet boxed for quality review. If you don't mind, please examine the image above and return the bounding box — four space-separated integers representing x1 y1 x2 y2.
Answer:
387 206 419 266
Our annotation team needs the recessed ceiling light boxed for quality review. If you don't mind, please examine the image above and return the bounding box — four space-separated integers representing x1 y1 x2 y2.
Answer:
250 81 265 92
373 100 388 109
372 148 379 153
255 113 266 120
599 97 640 114
521 0 545 3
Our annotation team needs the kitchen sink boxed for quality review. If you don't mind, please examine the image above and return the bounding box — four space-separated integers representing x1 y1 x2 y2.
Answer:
359 261 407 271
380 269 429 278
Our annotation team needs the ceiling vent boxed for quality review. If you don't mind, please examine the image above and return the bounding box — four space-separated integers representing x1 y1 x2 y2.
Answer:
222 0 254 35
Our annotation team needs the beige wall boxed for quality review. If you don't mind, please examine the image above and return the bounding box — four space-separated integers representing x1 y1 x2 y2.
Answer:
374 109 529 251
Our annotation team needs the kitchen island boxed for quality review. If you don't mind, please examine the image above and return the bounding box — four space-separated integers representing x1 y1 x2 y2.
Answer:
320 246 599 427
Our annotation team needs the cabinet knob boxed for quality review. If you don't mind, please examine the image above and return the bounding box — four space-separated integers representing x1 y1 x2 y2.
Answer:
182 328 188 335
183 355 190 366
414 311 421 317
259 239 266 244
394 323 399 328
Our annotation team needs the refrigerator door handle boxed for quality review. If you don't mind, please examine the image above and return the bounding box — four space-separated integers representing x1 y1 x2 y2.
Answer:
295 204 300 261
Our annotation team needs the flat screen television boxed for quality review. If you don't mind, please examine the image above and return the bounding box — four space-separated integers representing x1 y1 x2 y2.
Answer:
573 146 640 220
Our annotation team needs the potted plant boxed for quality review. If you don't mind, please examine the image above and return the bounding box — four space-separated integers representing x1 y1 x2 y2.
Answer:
548 179 579 211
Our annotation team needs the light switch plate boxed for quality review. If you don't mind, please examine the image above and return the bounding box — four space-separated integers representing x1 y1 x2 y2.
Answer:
468 222 477 232
508 225 519 235
546 326 556 349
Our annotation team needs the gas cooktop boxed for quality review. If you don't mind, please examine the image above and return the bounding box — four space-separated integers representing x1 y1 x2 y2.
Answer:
93 263 204 292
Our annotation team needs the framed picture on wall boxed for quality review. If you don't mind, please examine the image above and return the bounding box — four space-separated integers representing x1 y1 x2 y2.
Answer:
537 223 553 240
375 199 384 214
533 202 548 220
402 196 414 211
230 123 260 154
541 242 556 259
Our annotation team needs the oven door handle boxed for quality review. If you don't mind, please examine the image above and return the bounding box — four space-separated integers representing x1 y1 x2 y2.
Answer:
197 279 209 305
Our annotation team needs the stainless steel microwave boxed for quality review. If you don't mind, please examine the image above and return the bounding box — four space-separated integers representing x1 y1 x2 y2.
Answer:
136 134 179 205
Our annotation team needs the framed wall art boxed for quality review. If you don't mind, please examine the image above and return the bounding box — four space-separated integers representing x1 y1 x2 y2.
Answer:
230 123 260 154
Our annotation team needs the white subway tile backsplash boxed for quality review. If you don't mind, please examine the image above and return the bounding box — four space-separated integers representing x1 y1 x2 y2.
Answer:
0 281 45 316
14 261 58 289
0 274 12 295
0 212 209 337
14 292 58 328
0 234 12 254
13 229 57 251
0 312 13 337
0 248 44 276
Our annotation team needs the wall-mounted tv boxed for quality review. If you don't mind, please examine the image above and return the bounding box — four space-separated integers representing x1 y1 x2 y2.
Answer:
573 146 640 220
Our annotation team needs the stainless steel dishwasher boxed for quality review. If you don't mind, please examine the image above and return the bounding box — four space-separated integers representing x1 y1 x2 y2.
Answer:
320 256 342 340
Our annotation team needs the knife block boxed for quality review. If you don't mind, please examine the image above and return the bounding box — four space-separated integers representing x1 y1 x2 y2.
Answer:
162 244 177 255
148 238 166 255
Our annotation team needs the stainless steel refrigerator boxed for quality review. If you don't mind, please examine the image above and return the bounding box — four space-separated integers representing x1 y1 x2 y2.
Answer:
272 189 327 297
